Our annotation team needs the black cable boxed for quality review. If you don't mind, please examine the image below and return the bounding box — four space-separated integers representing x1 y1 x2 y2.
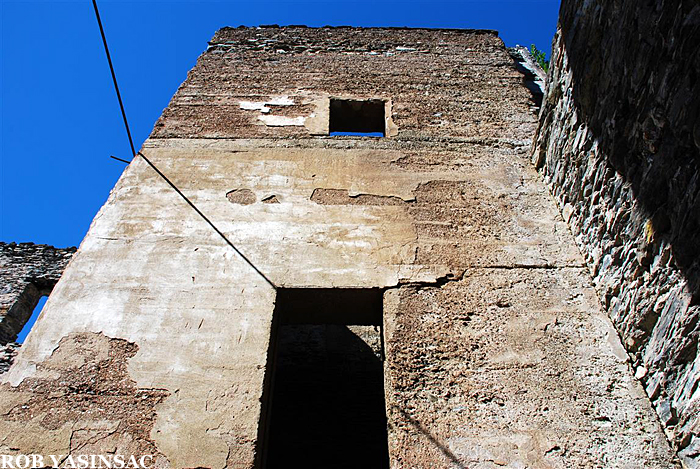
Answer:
137 151 277 289
110 155 131 164
92 0 277 290
92 0 136 158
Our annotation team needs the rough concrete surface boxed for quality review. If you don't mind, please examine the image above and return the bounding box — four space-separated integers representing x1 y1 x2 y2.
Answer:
384 270 673 468
0 26 679 468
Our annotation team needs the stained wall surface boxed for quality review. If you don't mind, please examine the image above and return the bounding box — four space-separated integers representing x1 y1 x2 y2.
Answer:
0 27 678 468
533 1 700 466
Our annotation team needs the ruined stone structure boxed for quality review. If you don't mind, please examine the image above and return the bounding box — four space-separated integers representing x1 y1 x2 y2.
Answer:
0 243 75 373
0 3 697 467
533 1 700 466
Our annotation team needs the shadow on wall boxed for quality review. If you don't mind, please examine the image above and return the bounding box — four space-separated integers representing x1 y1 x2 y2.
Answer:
534 0 700 462
390 405 467 469
552 1 700 291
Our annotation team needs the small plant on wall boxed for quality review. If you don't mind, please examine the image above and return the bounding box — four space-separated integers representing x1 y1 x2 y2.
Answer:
530 44 550 72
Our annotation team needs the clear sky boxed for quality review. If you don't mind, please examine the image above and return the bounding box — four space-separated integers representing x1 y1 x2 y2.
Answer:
1 0 561 249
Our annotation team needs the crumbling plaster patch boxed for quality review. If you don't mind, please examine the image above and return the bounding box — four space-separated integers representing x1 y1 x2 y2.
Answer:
310 188 411 206
226 188 257 205
1 333 169 465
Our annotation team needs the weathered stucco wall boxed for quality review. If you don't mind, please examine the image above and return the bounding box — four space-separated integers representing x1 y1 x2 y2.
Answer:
533 1 700 466
0 26 680 468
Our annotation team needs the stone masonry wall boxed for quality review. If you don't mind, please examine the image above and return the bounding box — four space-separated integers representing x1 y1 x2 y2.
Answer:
0 242 75 372
533 1 700 466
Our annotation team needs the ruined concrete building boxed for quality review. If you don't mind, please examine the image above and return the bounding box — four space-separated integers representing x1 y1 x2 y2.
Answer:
1 0 698 467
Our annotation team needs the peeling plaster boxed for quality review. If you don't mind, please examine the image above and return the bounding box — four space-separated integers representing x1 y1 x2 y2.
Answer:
239 96 295 114
258 115 306 127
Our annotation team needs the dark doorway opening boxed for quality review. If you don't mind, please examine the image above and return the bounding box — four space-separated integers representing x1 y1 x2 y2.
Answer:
260 288 389 469
329 98 386 136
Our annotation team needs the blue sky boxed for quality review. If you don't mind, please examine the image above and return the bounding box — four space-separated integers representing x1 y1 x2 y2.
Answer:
1 0 560 249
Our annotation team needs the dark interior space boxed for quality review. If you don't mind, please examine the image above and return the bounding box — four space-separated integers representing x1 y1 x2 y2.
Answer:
275 288 384 326
260 288 389 469
329 98 386 136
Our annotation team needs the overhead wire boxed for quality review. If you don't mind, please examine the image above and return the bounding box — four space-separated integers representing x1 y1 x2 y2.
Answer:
92 0 136 158
92 0 277 290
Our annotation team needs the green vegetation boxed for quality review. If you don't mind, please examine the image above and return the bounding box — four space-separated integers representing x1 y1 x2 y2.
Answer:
530 44 550 72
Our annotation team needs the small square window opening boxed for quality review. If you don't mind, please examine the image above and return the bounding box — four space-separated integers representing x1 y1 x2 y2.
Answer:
329 98 386 137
